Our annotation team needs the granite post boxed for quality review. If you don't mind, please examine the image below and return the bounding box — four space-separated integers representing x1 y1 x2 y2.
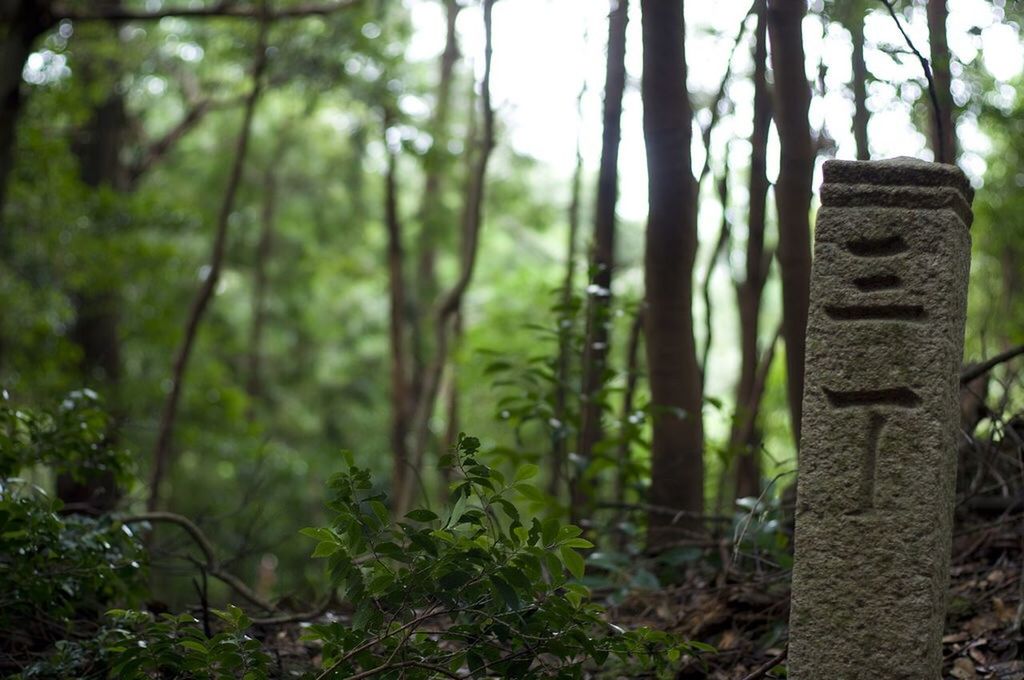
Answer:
788 158 973 679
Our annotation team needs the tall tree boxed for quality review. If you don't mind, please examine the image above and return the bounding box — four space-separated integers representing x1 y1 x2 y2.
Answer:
383 110 413 510
399 0 495 518
0 0 55 230
575 0 628 519
148 21 269 511
247 136 289 416
550 81 586 498
732 0 773 500
641 0 704 546
411 0 461 405
767 0 813 445
927 0 956 163
57 15 130 511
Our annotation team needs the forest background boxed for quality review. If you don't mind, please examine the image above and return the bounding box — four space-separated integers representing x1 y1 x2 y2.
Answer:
2 0 1024 676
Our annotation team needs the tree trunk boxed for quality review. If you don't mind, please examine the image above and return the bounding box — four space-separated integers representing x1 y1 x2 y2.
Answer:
384 112 412 510
0 0 54 231
849 14 870 161
59 16 129 511
927 0 956 164
148 23 268 511
767 0 813 446
641 0 704 547
410 0 461 406
550 82 586 499
732 0 772 502
398 0 495 519
575 0 628 521
246 150 281 417
614 304 644 546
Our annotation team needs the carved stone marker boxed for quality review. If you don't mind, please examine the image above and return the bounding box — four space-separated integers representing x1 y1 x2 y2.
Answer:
788 157 973 679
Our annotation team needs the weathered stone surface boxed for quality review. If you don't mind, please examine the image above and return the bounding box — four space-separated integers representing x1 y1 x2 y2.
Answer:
788 157 972 679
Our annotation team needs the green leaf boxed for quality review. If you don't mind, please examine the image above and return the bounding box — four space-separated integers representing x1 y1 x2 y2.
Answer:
312 541 340 558
180 640 207 654
560 545 585 579
489 574 520 610
405 508 438 522
514 463 540 482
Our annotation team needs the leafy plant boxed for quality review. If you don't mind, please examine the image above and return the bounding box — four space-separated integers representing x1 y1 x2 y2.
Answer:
302 433 704 678
100 606 270 680
0 393 142 677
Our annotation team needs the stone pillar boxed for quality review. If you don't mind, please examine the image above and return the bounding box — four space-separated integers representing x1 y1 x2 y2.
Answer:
788 158 972 679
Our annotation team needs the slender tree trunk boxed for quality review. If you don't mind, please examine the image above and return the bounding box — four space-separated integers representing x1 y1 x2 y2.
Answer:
927 0 956 164
410 0 461 405
731 0 772 502
442 312 462 455
550 82 586 499
849 15 870 161
148 23 268 511
246 150 281 417
398 0 495 519
384 111 412 509
575 0 628 521
641 0 704 547
0 0 54 231
614 305 638 518
700 166 731 383
767 0 813 446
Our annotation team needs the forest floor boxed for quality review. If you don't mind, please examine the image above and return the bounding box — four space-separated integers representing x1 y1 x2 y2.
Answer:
253 506 1024 679
611 509 1024 680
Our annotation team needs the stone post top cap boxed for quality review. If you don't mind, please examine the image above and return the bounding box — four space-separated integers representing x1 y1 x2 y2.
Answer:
822 157 974 203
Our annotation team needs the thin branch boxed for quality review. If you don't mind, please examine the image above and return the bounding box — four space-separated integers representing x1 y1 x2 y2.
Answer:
697 0 758 185
739 647 788 680
878 0 944 162
148 17 269 512
700 163 731 385
961 344 1024 384
56 0 361 22
122 512 278 613
341 660 461 680
127 97 225 187
251 596 334 626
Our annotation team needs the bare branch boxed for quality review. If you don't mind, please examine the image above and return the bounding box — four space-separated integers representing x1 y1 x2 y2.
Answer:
740 648 788 680
878 0 945 162
698 0 758 185
960 344 1024 384
121 512 278 613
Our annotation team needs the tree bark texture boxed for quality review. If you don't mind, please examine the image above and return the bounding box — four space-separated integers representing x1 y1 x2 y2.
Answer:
767 0 813 445
640 0 705 546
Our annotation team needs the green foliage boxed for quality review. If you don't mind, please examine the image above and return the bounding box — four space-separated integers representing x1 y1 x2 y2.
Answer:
0 394 143 677
100 607 270 680
0 389 128 482
302 433 702 678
